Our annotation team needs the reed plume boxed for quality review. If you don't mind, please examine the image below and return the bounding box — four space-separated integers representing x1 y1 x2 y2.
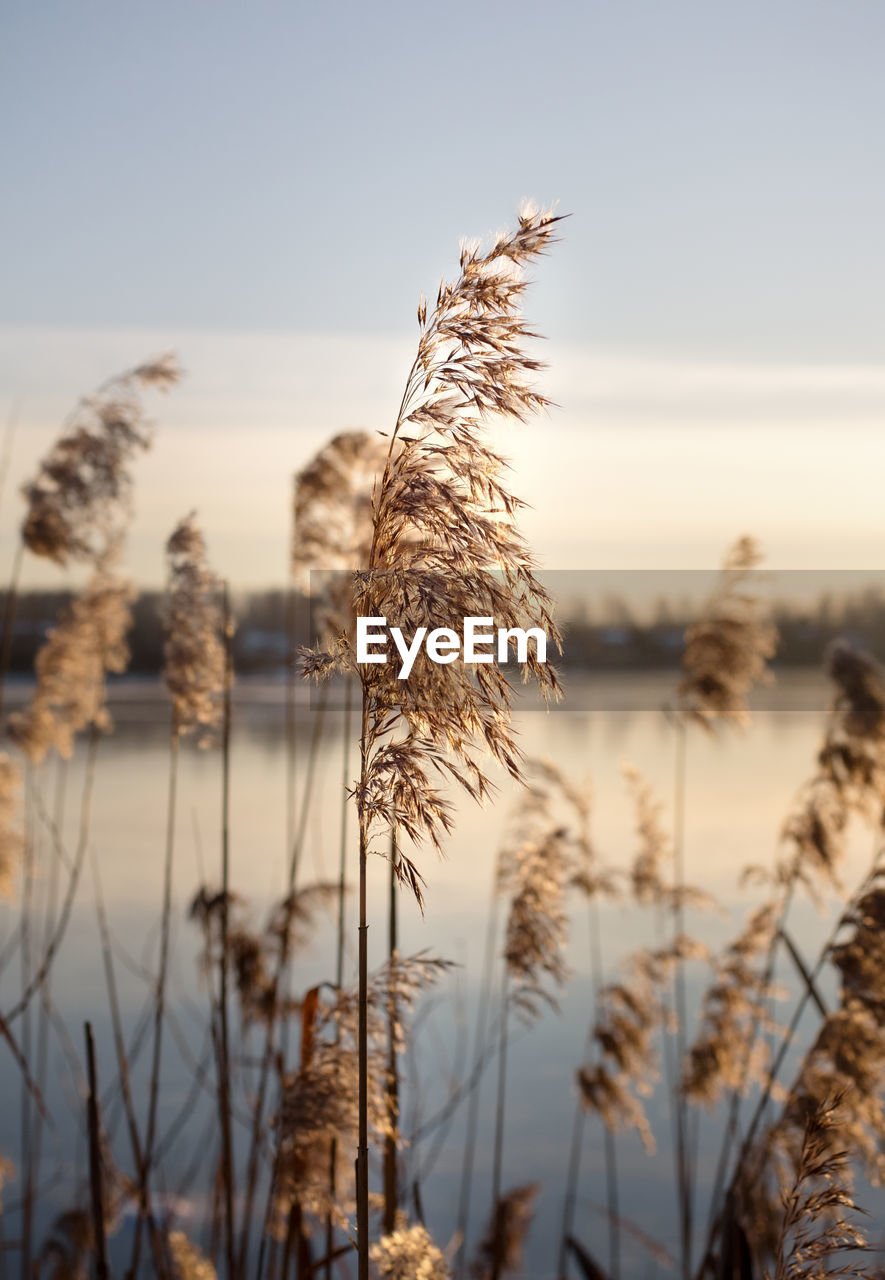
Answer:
273 954 449 1230
8 562 133 763
736 862 885 1266
781 642 885 895
302 204 564 894
300 205 563 1277
0 1154 12 1212
622 763 673 907
291 430 387 590
683 902 779 1106
370 1212 451 1279
499 815 572 1022
21 353 180 566
473 1183 539 1279
162 513 225 742
769 1092 874 1280
0 753 23 899
578 952 665 1155
678 535 777 731
169 1231 219 1280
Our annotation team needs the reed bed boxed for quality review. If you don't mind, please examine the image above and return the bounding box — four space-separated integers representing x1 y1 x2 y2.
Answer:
0 211 883 1280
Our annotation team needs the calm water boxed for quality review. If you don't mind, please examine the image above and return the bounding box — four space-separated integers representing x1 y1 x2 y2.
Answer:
0 670 874 1277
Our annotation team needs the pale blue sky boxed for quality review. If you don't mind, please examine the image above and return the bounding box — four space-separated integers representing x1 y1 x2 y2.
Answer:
5 1 885 357
3 3 885 587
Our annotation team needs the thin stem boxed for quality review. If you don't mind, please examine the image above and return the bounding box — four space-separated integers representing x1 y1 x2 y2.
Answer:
6 724 101 1025
558 892 619 1280
325 676 353 1280
357 689 370 1280
240 680 331 1274
30 759 66 1273
454 862 501 1280
286 479 298 865
383 827 400 1234
671 718 692 1279
85 1022 110 1280
145 724 179 1155
489 970 510 1280
217 584 236 1280
93 859 165 1280
139 721 179 1267
20 766 34 1280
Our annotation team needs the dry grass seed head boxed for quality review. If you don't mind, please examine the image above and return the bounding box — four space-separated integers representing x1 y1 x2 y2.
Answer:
303 206 564 903
678 535 777 732
162 513 225 743
8 564 133 763
683 902 780 1107
168 1232 217 1280
274 953 450 1228
472 1183 539 1279
0 756 23 899
370 1212 451 1280
22 354 181 566
769 1090 875 1280
781 643 885 896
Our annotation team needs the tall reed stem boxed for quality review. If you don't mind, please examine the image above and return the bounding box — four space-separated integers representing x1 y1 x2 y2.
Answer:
20 767 34 1280
324 675 353 1280
671 718 692 1279
140 719 179 1262
217 584 236 1280
383 827 399 1234
489 970 510 1280
454 863 501 1280
30 759 66 1275
558 893 620 1279
85 1021 110 1280
356 695 370 1280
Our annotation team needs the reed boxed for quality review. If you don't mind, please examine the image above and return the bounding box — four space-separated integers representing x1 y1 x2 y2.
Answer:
301 203 563 1276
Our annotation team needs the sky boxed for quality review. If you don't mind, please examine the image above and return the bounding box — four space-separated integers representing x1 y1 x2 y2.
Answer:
2 1 885 589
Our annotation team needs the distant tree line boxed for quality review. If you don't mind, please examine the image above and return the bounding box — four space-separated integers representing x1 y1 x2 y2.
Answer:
3 586 885 676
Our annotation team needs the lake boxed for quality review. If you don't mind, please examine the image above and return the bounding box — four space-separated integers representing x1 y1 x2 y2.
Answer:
0 669 874 1278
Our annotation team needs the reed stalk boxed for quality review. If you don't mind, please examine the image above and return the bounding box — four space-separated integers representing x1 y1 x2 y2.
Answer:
85 1021 110 1280
322 675 353 1280
217 582 236 1280
454 861 501 1280
489 970 510 1280
29 758 66 1273
139 719 180 1268
19 765 34 1280
383 827 400 1236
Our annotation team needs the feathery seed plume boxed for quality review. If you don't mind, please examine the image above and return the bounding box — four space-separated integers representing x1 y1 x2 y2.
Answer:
302 205 564 902
781 642 885 894
683 902 780 1107
168 1232 217 1280
678 535 777 731
370 1212 451 1280
769 1092 874 1280
161 514 225 743
22 354 181 565
472 1183 539 1279
274 954 449 1227
8 564 133 763
291 430 388 590
0 755 23 899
